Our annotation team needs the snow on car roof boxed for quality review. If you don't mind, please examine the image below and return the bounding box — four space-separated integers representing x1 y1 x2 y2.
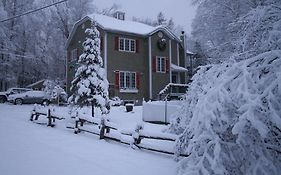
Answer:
9 91 45 98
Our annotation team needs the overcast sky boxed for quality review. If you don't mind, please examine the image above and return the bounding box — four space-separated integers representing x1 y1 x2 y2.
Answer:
93 0 197 34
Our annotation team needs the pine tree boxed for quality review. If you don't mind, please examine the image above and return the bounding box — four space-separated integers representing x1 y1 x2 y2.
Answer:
68 21 110 116
157 12 167 25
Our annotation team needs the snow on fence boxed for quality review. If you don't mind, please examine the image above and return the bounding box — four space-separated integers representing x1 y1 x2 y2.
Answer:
30 104 65 127
142 101 181 123
30 105 188 157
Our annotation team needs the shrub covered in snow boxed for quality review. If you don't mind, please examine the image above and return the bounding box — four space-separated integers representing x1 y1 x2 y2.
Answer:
169 50 281 175
109 96 123 106
68 21 110 115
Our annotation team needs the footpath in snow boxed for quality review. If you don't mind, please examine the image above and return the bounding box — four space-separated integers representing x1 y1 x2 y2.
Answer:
0 104 177 175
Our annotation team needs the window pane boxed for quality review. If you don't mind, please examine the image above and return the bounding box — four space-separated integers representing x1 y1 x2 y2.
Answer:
157 57 161 72
130 40 135 52
131 72 136 88
120 72 125 88
126 72 130 88
161 58 166 72
119 38 124 51
125 39 130 51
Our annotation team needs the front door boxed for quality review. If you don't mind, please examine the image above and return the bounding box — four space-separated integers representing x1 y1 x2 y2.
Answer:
172 72 179 84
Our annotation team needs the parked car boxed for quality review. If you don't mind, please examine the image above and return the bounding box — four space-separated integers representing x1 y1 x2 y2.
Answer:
7 90 50 105
0 88 32 103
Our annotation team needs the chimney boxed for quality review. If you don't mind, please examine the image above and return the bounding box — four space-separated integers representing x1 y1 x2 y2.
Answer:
113 11 125 20
180 31 185 45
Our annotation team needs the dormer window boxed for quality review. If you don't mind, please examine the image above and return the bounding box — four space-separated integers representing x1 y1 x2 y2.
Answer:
113 11 125 20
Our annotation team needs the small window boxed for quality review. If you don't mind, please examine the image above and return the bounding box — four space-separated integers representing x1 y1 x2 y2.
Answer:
71 49 78 61
157 57 166 73
119 38 136 52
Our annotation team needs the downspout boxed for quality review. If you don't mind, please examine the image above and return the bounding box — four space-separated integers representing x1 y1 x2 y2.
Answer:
104 32 108 78
149 36 152 99
169 39 172 83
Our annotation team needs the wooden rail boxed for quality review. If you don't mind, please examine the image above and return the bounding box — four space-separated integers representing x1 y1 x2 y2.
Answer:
30 105 64 127
30 105 188 157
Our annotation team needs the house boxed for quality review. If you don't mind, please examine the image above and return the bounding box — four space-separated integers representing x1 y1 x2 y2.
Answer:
66 12 189 104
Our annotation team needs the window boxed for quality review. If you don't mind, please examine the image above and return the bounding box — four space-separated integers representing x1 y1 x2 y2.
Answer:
119 38 136 52
120 71 136 89
157 57 166 73
71 49 78 61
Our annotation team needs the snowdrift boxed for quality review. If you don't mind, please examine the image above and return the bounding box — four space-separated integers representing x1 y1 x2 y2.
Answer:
169 51 281 175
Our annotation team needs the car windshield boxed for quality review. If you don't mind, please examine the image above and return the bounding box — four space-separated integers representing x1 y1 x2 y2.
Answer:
6 88 13 93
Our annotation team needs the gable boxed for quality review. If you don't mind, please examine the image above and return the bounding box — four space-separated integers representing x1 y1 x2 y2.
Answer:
66 14 182 49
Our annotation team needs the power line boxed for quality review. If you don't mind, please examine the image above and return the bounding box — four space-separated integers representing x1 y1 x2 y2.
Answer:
0 0 68 23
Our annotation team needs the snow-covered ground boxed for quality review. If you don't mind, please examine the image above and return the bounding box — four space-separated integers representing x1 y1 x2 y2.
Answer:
0 104 176 175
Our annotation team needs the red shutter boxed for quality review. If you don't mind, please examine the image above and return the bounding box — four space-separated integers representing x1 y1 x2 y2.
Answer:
115 71 120 90
115 37 119 51
100 37 104 51
77 49 79 61
152 56 157 72
67 51 71 61
166 57 170 73
136 39 139 53
136 72 140 89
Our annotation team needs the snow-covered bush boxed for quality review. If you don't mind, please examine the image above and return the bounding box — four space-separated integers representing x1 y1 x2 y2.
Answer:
44 80 66 103
109 96 123 106
51 85 67 103
43 80 57 99
170 50 281 175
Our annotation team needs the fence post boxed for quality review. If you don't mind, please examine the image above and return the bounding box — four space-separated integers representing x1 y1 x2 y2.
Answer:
47 108 52 127
99 118 105 139
133 124 143 145
30 105 36 121
52 107 55 123
74 120 79 134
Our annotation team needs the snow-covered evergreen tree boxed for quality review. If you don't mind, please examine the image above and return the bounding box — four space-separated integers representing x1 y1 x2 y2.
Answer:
68 21 110 116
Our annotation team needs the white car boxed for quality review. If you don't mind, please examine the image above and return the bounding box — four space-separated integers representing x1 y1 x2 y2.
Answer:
0 88 32 103
8 91 50 105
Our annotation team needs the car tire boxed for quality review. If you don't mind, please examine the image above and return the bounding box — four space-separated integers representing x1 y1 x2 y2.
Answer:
15 98 23 105
42 100 50 106
0 96 6 103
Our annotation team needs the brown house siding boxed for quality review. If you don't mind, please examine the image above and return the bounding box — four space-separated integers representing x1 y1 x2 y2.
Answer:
106 32 149 102
66 17 187 103
150 32 170 99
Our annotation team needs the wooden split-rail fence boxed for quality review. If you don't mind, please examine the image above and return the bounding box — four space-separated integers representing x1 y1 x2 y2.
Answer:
30 105 188 157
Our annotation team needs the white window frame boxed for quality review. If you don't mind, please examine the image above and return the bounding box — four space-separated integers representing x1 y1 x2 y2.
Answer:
71 49 78 61
156 56 166 73
119 71 138 93
119 38 136 53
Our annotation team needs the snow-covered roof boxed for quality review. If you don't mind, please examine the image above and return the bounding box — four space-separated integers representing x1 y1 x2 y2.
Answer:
171 64 188 72
89 14 156 36
66 14 181 49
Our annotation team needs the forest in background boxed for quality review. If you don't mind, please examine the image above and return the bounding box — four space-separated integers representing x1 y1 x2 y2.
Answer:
0 0 181 91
